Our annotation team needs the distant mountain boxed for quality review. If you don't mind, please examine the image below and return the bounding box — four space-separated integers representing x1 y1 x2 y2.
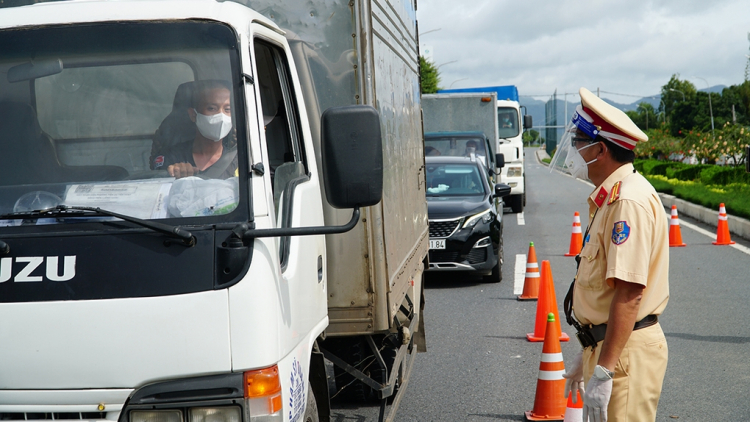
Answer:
519 85 725 138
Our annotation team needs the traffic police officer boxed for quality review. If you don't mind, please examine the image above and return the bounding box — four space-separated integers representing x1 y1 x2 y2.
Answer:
551 88 669 422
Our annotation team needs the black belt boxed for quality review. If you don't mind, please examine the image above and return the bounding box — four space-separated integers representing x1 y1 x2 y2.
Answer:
587 314 659 344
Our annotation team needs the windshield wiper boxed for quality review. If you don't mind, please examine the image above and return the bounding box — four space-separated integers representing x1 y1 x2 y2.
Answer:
0 205 195 246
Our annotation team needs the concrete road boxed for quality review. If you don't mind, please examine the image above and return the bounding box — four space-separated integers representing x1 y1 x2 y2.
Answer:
330 148 750 421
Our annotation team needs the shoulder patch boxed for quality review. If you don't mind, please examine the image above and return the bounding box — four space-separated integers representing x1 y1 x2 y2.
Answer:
154 155 165 168
611 220 630 245
608 181 621 205
594 187 608 208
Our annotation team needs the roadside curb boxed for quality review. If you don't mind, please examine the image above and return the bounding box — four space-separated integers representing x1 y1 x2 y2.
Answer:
658 193 750 241
532 147 750 241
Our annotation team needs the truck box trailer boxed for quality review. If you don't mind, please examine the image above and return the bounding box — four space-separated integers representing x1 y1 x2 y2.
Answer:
439 86 532 213
0 1 427 422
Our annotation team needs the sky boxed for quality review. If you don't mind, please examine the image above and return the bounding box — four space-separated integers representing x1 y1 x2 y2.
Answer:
417 0 750 103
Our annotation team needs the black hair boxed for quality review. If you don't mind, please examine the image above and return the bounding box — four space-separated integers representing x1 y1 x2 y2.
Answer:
191 79 232 109
597 136 635 164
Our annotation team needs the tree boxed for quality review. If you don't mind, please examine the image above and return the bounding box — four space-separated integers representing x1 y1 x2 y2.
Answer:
626 102 658 131
419 56 440 94
660 74 696 133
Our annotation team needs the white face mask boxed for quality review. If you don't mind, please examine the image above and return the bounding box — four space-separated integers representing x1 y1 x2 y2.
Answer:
565 142 598 180
195 111 232 142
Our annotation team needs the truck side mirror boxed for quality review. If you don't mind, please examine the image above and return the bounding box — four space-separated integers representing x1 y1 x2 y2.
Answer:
523 115 533 130
494 183 512 198
321 105 383 209
495 153 505 168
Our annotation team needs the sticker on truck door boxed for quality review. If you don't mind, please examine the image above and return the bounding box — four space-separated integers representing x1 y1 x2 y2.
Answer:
289 358 305 422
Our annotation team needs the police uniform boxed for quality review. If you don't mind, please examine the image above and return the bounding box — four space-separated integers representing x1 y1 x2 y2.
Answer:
567 88 669 421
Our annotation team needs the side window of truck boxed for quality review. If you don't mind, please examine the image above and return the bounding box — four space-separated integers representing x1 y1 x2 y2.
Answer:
253 40 307 214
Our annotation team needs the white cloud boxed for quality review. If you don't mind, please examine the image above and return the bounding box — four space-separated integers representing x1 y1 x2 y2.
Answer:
418 0 750 101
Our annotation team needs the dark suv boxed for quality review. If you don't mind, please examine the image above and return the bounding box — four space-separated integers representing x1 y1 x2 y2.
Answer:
425 156 511 282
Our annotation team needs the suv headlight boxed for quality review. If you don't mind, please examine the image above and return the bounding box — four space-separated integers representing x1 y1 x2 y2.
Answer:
463 209 492 228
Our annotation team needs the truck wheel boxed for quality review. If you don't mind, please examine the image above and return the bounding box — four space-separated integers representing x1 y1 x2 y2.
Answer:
482 235 503 283
509 194 523 213
304 383 320 422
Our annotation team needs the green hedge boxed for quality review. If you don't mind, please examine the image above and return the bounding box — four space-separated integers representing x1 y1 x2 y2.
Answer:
699 166 750 185
645 175 750 220
670 164 712 181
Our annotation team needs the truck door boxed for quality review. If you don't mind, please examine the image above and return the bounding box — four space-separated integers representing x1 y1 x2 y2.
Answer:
251 33 328 338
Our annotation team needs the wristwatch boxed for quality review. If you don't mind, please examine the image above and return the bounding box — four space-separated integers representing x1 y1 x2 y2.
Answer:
594 365 614 380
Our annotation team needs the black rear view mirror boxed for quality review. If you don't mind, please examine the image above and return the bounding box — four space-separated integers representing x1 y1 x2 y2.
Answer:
321 105 383 209
8 59 63 83
494 183 512 198
523 115 533 130
495 153 505 168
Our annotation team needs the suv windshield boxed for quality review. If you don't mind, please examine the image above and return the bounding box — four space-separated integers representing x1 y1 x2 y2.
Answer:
498 107 520 138
0 21 245 224
426 163 486 197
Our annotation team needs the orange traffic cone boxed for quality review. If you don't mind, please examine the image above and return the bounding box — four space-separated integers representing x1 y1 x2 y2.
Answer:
527 261 569 342
713 203 735 245
669 205 686 247
518 242 540 301
564 212 583 257
563 391 583 422
524 313 567 421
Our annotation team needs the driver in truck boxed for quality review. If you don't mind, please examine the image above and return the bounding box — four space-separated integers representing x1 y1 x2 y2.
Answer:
155 80 238 179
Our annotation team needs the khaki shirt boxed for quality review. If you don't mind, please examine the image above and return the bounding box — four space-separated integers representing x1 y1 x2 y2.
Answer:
573 163 670 326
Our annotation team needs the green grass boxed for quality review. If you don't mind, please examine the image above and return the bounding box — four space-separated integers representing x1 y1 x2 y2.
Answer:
542 157 551 164
645 175 750 220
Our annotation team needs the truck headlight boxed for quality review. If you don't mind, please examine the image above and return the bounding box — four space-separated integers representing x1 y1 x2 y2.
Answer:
463 209 491 228
189 407 242 422
506 167 523 177
131 410 182 422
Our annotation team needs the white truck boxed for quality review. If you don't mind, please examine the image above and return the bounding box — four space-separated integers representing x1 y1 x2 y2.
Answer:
0 1 428 422
439 86 532 213
421 92 500 171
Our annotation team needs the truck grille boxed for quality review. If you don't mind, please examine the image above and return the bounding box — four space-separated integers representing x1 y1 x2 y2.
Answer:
429 218 462 238
0 413 107 420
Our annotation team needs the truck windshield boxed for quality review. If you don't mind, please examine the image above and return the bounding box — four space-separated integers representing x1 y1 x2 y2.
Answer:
0 21 246 224
425 164 486 197
498 107 520 139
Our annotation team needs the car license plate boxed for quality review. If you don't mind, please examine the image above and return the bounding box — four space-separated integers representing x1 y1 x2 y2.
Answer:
430 239 446 250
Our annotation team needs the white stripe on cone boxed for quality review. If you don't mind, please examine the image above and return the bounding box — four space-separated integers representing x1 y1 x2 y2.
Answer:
538 369 565 381
526 262 539 269
540 352 563 362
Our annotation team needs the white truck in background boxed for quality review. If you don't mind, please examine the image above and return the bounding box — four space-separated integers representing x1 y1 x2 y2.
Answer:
439 86 532 213
0 1 427 422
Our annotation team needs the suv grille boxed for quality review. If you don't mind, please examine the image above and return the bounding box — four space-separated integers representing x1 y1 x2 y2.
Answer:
429 218 462 238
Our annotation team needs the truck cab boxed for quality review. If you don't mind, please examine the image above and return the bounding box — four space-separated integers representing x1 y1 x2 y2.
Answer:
0 1 426 422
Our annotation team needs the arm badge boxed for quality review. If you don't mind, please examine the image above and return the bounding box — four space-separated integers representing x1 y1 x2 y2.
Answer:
612 221 630 245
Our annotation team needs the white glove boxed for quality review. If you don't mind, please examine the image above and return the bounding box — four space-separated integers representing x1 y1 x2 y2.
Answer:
582 374 613 422
562 349 584 403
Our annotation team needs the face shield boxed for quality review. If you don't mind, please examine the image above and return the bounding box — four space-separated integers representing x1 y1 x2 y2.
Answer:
549 105 602 179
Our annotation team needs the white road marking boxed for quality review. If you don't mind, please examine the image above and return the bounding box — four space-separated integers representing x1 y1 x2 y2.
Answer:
517 212 525 225
668 211 750 256
514 254 527 295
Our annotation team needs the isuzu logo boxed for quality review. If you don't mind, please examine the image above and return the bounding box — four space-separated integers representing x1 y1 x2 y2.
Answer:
0 256 77 282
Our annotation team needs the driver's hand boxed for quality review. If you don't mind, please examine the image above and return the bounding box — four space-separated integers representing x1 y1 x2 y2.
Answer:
168 163 200 179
